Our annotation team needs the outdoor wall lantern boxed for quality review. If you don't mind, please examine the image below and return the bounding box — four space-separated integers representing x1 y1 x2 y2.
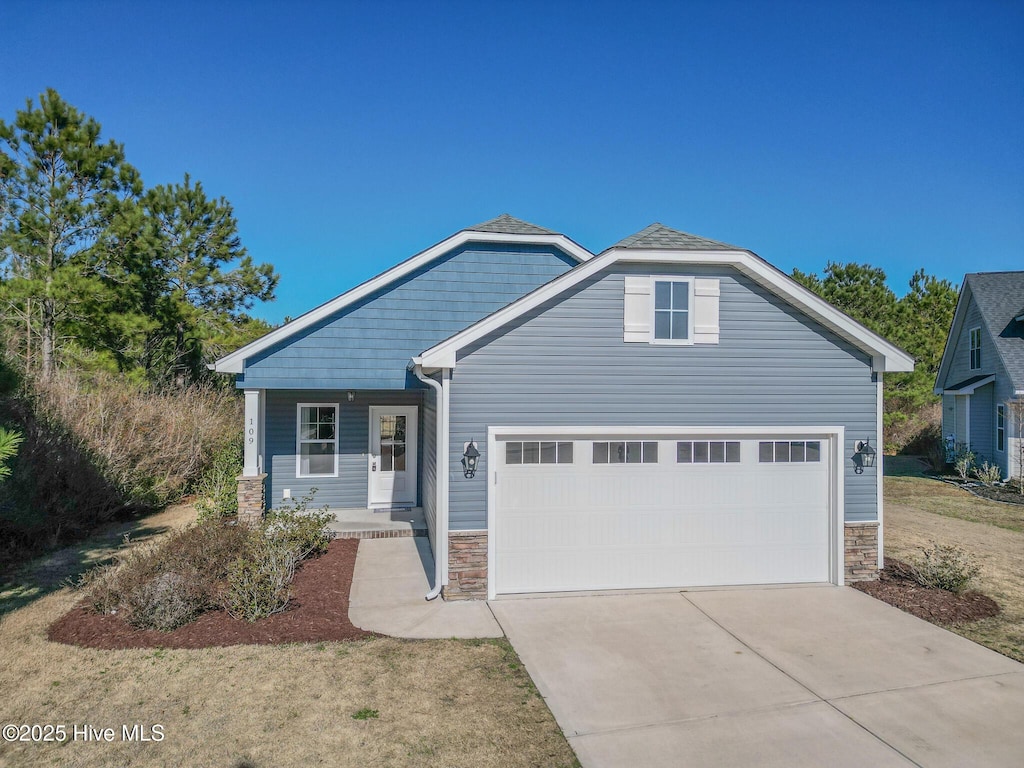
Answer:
462 440 481 478
853 438 876 474
347 391 355 402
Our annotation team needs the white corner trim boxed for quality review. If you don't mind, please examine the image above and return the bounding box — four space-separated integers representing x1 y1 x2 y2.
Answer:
214 230 595 373
876 375 884 571
419 247 914 372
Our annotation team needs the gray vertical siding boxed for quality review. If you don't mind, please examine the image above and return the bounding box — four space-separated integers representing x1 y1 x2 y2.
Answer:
447 263 879 529
239 244 577 390
971 383 994 465
264 389 423 510
421 383 438 550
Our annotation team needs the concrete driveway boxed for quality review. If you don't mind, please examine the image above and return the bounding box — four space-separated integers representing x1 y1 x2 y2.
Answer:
490 586 1024 768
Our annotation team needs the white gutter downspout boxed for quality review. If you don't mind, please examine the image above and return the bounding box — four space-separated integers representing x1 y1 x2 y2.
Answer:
413 362 448 601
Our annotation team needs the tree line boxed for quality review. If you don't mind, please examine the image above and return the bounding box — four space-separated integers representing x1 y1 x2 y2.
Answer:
0 89 277 385
791 262 959 425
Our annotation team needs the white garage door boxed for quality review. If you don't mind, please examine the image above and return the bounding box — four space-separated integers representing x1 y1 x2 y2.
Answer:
493 432 833 595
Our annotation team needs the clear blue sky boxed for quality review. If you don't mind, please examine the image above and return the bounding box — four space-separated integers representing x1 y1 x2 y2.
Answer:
5 0 1023 324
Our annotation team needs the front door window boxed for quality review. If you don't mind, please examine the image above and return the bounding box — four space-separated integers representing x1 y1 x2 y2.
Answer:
379 415 407 472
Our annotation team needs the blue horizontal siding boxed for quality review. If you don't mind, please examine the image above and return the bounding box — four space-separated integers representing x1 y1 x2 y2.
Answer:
239 243 577 390
447 263 879 530
264 389 423 510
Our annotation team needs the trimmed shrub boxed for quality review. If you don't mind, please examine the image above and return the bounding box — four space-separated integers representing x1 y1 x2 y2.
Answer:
908 544 981 595
222 536 297 622
973 461 1002 486
264 490 334 560
953 447 976 481
81 521 250 631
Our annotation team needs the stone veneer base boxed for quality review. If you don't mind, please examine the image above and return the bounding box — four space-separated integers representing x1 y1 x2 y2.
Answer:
844 522 879 583
444 530 488 600
236 474 266 528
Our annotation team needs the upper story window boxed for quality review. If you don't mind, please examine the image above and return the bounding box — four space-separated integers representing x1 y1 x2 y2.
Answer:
969 327 982 370
653 279 693 343
297 404 338 477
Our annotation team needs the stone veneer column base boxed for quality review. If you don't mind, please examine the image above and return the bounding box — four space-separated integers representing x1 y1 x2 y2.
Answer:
844 522 879 582
443 530 488 600
236 474 267 528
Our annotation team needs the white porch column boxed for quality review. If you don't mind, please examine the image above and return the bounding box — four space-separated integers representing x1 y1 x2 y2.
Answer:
243 389 263 476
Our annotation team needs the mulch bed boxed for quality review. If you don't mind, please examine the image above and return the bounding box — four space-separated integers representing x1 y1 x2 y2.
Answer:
925 473 1024 505
47 538 375 649
852 559 1001 625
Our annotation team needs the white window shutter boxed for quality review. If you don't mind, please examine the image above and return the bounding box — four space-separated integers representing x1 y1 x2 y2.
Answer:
693 278 720 344
623 275 651 342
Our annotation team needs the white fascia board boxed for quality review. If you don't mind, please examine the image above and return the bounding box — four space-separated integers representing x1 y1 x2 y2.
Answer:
214 231 595 374
420 247 915 372
933 281 971 393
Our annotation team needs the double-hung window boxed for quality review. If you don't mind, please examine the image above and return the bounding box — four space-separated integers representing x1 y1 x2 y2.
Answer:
653 278 692 343
969 327 982 370
297 404 338 477
997 405 1005 452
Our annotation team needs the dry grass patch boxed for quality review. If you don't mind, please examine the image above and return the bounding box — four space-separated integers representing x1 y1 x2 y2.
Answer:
886 474 1024 532
0 506 580 768
884 475 1024 662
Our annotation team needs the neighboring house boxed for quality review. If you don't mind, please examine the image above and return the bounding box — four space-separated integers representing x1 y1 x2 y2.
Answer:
214 215 913 599
934 272 1024 481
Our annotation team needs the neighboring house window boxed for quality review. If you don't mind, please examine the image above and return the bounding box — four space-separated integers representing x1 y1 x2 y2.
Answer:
997 405 1005 452
653 279 692 342
593 441 659 464
297 404 338 477
758 440 821 463
969 327 982 370
677 441 741 463
506 441 574 464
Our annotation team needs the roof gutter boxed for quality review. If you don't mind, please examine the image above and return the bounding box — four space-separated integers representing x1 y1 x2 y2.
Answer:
412 360 448 601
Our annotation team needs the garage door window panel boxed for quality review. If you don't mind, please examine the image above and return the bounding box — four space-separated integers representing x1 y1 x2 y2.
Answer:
593 441 658 464
759 440 821 463
506 441 573 465
677 441 741 463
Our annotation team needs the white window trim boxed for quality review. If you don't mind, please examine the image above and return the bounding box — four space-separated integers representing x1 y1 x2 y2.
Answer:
650 275 695 345
996 404 1005 453
296 402 340 478
969 326 982 370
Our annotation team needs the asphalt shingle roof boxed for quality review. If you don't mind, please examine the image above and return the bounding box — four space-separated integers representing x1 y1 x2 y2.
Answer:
609 223 741 251
464 214 559 236
965 271 1024 390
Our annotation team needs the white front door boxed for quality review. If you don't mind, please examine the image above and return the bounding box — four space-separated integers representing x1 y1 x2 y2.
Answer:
368 406 417 507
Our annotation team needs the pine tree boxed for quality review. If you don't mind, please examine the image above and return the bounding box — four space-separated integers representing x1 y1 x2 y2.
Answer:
0 89 141 378
130 174 278 383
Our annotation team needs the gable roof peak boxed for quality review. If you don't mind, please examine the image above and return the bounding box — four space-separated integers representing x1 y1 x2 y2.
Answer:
609 222 741 251
464 213 559 236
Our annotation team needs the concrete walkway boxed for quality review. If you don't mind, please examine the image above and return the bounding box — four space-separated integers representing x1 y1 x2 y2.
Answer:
491 586 1024 768
347 537 502 639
